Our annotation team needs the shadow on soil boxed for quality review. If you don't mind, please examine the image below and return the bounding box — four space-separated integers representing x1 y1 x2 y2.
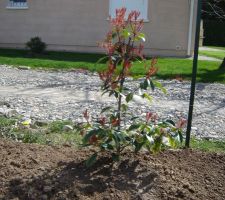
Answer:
5 157 158 199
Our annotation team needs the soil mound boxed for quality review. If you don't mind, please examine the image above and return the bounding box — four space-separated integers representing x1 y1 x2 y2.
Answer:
0 139 224 200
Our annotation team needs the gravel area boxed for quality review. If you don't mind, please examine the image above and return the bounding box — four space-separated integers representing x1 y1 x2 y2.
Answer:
0 65 224 139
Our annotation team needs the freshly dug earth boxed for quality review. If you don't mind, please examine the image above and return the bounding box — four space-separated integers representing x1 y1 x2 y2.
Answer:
0 139 224 200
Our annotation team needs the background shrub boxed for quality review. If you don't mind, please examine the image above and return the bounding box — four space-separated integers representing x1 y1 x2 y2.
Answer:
26 37 47 54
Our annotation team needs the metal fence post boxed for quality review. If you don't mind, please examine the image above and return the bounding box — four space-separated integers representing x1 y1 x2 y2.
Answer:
185 0 202 148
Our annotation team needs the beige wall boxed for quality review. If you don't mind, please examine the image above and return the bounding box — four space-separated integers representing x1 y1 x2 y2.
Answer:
0 0 196 57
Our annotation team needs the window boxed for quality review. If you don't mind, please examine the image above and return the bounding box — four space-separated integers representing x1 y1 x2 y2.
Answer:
109 0 148 20
7 0 28 9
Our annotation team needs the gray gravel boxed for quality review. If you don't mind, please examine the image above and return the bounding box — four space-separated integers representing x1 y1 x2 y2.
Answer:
0 65 224 139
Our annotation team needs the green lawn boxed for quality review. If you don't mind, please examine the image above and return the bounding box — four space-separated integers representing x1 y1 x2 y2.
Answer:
199 50 225 60
0 48 224 83
191 139 225 153
205 46 225 51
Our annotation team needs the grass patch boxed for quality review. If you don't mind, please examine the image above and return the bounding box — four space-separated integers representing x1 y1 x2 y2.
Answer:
1 116 225 153
0 48 106 71
191 139 225 153
0 48 224 83
199 50 225 60
0 116 82 147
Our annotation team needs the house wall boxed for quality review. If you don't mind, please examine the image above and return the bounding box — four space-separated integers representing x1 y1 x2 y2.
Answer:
0 0 196 57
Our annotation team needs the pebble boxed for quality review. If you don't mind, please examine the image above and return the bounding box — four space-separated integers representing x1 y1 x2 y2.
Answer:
0 65 224 139
43 186 52 193
63 125 74 131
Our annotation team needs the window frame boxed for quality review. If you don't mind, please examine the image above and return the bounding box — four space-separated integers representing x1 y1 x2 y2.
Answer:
109 0 149 21
6 0 28 9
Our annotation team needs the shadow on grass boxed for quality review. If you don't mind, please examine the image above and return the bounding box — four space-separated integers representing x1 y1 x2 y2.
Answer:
4 157 158 200
0 48 104 63
156 66 225 84
197 67 225 83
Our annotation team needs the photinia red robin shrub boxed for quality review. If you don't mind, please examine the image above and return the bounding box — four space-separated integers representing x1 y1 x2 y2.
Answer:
79 8 185 167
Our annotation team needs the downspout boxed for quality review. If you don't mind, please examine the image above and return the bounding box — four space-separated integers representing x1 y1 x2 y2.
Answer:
187 0 195 56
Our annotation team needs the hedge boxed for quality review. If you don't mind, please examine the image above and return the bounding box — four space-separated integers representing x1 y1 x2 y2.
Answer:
203 20 225 47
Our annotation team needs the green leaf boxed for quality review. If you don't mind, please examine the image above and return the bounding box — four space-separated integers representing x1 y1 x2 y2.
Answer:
146 135 154 144
101 106 112 114
137 33 146 42
102 90 110 96
130 116 139 121
94 56 109 69
112 133 120 149
142 93 153 103
82 129 104 144
178 130 183 143
122 29 131 38
112 32 117 39
117 132 126 142
134 141 145 153
101 143 114 150
126 93 133 103
140 79 149 90
83 130 96 144
128 124 141 131
85 153 97 168
165 119 176 126
152 80 167 94
168 136 176 148
121 104 128 112
151 136 163 153
109 91 114 97
150 80 155 91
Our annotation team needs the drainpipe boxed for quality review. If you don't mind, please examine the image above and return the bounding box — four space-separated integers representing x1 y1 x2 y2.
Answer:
187 0 195 56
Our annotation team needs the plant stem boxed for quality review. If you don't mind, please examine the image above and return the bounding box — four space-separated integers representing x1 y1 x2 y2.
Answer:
117 76 125 131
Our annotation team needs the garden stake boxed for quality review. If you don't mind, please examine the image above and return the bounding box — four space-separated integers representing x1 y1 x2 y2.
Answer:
186 0 202 148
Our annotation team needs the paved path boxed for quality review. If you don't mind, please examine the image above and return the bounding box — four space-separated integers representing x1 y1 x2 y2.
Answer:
199 47 225 52
188 47 225 61
0 65 225 139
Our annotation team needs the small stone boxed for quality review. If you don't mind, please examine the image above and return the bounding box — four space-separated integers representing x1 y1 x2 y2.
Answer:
63 125 73 131
43 186 52 193
191 127 198 131
176 188 185 198
10 161 21 168
0 101 10 107
44 179 52 185
6 109 18 118
41 195 48 200
34 120 48 127
38 166 46 171
183 182 191 189
18 66 31 70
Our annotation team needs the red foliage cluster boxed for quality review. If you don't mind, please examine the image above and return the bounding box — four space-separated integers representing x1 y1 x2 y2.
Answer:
98 8 157 91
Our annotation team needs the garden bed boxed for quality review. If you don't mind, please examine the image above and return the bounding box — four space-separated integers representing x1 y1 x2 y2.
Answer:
0 139 224 200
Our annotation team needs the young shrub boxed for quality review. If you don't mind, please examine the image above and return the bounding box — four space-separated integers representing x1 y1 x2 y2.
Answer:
26 37 46 54
80 8 185 167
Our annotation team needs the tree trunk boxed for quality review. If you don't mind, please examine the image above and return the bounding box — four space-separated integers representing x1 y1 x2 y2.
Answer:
220 57 225 69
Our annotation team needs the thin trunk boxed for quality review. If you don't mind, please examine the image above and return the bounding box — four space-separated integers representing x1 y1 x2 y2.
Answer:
117 77 125 131
220 57 225 69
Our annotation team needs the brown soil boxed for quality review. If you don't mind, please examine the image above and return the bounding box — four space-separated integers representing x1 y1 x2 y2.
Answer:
0 139 224 200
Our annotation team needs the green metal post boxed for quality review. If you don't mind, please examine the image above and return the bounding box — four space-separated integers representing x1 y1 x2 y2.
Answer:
185 0 202 148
